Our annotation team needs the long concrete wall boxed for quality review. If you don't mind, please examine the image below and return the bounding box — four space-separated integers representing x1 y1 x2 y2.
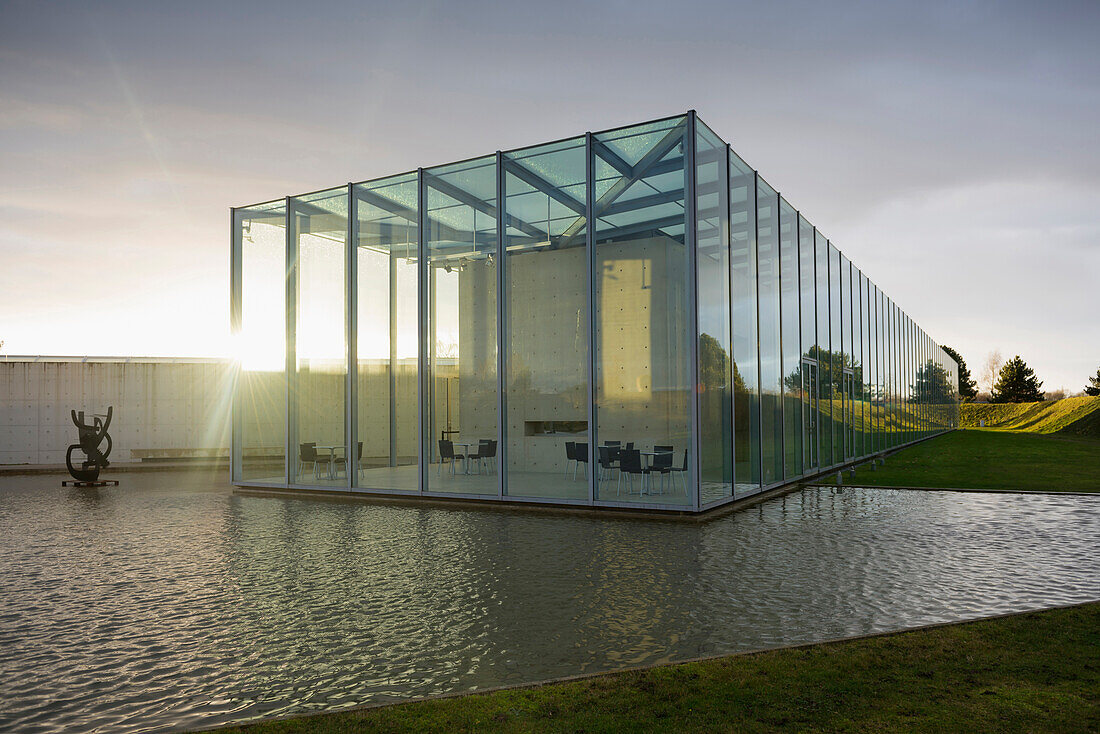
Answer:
0 357 232 465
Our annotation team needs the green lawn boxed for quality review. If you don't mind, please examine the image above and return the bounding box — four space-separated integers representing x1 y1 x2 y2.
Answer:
203 602 1100 734
834 429 1100 492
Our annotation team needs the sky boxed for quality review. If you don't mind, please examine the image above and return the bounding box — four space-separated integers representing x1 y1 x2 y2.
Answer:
1 0 1097 392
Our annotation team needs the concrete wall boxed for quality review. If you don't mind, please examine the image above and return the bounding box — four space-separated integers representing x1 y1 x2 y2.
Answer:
0 357 232 465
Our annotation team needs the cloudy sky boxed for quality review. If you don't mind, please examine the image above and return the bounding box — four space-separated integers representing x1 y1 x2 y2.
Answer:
1 0 1097 391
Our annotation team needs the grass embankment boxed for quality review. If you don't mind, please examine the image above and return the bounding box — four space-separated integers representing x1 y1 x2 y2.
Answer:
205 602 1100 734
835 429 1099 492
961 396 1100 438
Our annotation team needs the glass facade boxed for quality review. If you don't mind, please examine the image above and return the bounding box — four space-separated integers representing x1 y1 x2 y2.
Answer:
231 112 959 513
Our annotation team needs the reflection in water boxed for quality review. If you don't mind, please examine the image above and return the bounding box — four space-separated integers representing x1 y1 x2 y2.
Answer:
1 472 1098 733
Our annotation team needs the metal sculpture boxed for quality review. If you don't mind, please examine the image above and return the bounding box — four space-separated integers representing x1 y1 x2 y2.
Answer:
66 407 113 483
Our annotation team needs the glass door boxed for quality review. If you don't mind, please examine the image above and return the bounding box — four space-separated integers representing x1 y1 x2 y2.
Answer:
843 368 856 459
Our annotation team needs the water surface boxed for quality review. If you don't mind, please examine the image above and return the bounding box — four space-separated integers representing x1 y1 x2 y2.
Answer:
1 472 1098 733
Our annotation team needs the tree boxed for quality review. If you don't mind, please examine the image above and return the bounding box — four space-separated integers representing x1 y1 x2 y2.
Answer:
1086 366 1100 397
783 346 863 399
913 359 955 403
990 355 1044 403
981 350 1003 397
940 345 977 402
699 333 731 392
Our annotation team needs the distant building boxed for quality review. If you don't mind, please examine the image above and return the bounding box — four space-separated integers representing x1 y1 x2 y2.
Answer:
230 112 959 513
0 356 231 465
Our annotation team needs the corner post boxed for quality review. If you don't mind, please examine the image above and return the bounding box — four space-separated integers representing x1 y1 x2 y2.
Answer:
585 131 597 505
496 151 507 499
685 111 701 511
346 183 357 490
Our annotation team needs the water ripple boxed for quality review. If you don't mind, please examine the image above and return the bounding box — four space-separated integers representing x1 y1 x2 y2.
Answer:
1 474 1099 733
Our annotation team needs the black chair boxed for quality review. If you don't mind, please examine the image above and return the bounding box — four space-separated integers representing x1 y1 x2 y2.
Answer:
616 449 649 495
564 441 577 477
597 445 619 484
484 440 498 474
603 440 622 465
438 439 465 476
331 445 347 479
471 439 497 475
574 442 589 480
650 448 674 494
333 441 364 479
298 442 323 480
669 449 689 493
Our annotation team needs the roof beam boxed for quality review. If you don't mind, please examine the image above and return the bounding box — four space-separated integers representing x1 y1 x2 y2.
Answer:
502 158 586 216
423 170 546 240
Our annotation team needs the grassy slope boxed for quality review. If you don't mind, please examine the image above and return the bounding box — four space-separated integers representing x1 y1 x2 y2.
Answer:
205 602 1100 734
961 396 1100 437
833 429 1099 492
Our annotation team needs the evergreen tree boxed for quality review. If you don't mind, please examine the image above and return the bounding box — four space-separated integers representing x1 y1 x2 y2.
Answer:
913 359 954 403
990 356 1044 403
940 345 977 402
1085 366 1100 397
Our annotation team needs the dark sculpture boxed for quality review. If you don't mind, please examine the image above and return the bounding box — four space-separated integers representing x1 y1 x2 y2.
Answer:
66 407 113 483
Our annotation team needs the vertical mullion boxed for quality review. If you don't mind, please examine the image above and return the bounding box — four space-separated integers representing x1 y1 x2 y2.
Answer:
753 172 763 489
685 111 701 510
229 207 242 482
285 196 296 486
725 145 736 499
388 225 397 466
417 169 426 494
775 192 785 480
496 151 506 499
793 210 803 478
347 184 357 490
585 132 596 505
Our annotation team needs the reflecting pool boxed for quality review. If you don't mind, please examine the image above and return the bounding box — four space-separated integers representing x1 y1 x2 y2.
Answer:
1 471 1098 733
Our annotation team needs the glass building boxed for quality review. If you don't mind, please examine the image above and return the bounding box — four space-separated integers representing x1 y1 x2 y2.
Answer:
230 112 959 513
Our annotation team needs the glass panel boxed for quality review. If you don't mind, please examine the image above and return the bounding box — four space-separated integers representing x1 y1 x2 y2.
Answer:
235 200 287 483
757 179 782 485
502 137 588 501
880 290 888 451
842 255 855 459
425 155 499 495
886 298 895 448
815 231 832 467
696 122 733 504
873 284 883 453
829 244 843 462
905 317 912 444
798 214 817 471
593 116 691 505
730 151 760 492
858 269 866 453
291 188 347 487
779 198 802 478
354 173 419 491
